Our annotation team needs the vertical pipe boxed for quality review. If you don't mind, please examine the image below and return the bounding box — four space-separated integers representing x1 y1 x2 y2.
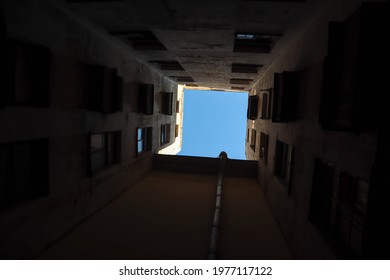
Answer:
207 151 227 259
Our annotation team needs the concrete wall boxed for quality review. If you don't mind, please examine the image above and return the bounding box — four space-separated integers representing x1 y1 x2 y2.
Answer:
246 0 383 259
0 0 178 259
39 167 290 259
39 170 217 259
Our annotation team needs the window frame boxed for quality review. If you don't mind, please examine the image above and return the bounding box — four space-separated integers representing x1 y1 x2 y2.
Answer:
160 124 171 146
1 38 51 108
233 32 280 53
308 159 368 257
137 127 152 155
250 129 256 152
175 125 179 138
272 72 299 123
247 95 258 120
274 140 294 189
176 100 180 113
86 66 122 113
89 131 120 175
259 132 269 165
138 83 154 115
260 90 272 120
161 92 173 115
0 139 49 209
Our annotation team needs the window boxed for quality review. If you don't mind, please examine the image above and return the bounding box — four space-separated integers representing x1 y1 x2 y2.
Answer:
247 95 258 120
274 140 294 187
260 90 272 119
1 38 51 108
334 172 368 256
250 129 256 152
231 63 262 74
233 32 281 53
309 158 335 232
259 132 269 165
175 125 179 138
246 129 250 143
272 72 299 123
230 78 253 85
138 83 154 115
308 160 368 257
110 30 166 51
176 100 180 113
87 66 122 113
137 127 152 155
149 60 184 71
160 124 171 146
161 92 173 115
89 131 120 174
236 33 254 40
170 76 194 83
319 3 387 132
0 139 49 209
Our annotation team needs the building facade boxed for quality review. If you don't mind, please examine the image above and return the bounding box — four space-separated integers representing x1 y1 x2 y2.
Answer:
1 0 389 259
245 1 389 258
0 0 182 258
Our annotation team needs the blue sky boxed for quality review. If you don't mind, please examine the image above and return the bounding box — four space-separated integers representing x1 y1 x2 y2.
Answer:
178 89 248 160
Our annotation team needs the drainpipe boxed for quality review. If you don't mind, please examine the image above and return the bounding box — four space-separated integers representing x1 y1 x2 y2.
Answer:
207 151 227 260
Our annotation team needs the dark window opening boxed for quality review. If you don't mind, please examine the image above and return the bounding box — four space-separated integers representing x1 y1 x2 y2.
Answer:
149 60 184 71
0 139 49 209
170 76 195 83
247 95 258 120
231 63 262 74
272 71 299 122
318 3 388 131
309 159 368 258
161 92 173 115
138 83 154 115
250 129 256 152
176 100 180 113
259 132 269 165
260 90 272 119
175 125 179 138
309 159 335 232
110 30 166 51
1 38 51 108
274 140 294 187
334 172 368 257
231 86 245 90
137 127 152 155
89 131 120 174
230 78 253 85
86 66 122 113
